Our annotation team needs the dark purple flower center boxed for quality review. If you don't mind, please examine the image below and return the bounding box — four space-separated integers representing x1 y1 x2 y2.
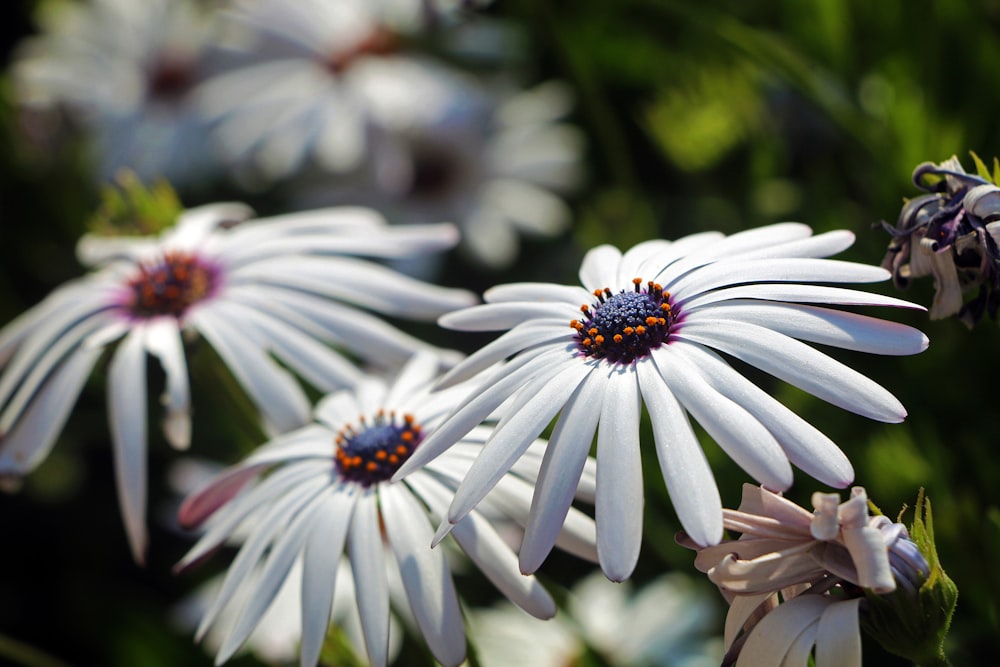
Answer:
126 251 219 319
335 411 422 485
571 278 674 364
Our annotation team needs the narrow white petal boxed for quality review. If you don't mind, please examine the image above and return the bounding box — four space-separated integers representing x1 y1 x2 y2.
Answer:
657 224 813 283
439 303 577 331
300 488 356 667
0 345 101 473
108 328 149 564
450 511 556 618
814 599 861 667
657 347 793 490
679 282 927 311
520 374 605 574
637 359 722 547
677 319 907 422
668 258 890 300
394 346 576 478
218 490 330 663
448 361 592 525
195 475 331 639
686 301 928 355
142 319 191 449
383 351 442 408
639 231 724 280
733 228 856 261
595 364 643 581
578 245 623 292
349 488 391 667
190 309 311 432
724 592 774 650
484 283 590 304
674 342 853 487
381 484 466 667
616 239 674 285
435 323 570 388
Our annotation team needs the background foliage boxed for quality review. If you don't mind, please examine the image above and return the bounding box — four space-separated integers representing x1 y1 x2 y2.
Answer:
2 0 999 665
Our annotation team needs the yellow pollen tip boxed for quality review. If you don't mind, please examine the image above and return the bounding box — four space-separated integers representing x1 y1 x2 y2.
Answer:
632 278 642 285
624 327 634 336
636 325 646 335
580 305 590 313
646 316 658 326
396 445 408 455
582 337 592 346
366 462 378 472
658 318 666 326
388 454 399 464
401 431 413 442
594 335 605 344
375 451 387 460
613 334 623 343
593 289 603 297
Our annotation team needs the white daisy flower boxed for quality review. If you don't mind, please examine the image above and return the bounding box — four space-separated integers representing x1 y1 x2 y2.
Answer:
175 352 598 667
0 203 476 562
194 0 482 184
301 80 585 269
11 0 222 185
394 222 929 581
468 570 723 667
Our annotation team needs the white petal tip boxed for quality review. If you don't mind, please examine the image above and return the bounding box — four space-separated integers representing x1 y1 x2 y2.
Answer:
431 519 455 548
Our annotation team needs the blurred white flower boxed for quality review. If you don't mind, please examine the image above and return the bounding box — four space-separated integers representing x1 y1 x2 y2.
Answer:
11 0 222 185
468 571 723 667
194 0 482 184
176 352 598 667
394 223 928 582
0 203 475 562
301 80 585 269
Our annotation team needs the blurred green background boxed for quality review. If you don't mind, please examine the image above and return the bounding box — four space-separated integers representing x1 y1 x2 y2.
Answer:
2 0 1000 665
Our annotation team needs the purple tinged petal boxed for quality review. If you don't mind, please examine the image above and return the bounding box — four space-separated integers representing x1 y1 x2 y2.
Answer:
636 359 723 547
595 364 643 581
108 328 149 564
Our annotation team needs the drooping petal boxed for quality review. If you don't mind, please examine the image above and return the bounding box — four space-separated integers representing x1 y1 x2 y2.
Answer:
814 598 861 667
107 328 150 564
735 594 831 667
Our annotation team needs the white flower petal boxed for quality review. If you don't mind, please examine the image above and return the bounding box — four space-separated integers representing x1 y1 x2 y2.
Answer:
484 283 590 304
349 488 391 667
595 364 643 581
736 594 830 667
300 487 356 667
674 342 853 487
439 303 578 331
657 347 793 490
434 323 569 388
814 599 861 667
450 511 556 619
680 282 926 311
637 359 723 547
143 319 191 449
108 328 150 564
381 484 466 667
578 245 623 292
190 309 311 433
687 301 928 356
676 319 907 422
520 374 605 574
447 360 592 525
0 345 102 473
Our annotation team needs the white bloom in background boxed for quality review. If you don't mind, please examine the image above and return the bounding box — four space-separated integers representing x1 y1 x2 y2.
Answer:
394 223 929 581
682 484 929 667
176 352 598 667
303 80 585 269
469 571 723 667
11 0 222 185
0 204 475 562
194 0 482 184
